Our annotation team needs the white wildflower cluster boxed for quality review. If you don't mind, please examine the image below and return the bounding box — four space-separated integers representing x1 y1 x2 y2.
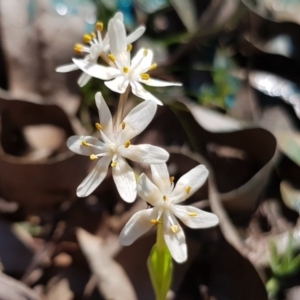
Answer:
58 12 218 263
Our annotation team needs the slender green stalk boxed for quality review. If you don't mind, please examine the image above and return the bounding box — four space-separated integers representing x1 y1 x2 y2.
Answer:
147 220 173 300
114 86 130 129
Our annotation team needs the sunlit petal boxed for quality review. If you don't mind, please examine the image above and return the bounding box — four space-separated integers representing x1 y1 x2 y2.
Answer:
139 78 182 87
95 92 114 140
72 59 120 80
119 144 169 164
77 72 91 87
56 63 79 73
104 77 128 94
77 156 111 197
112 157 137 203
119 208 159 246
67 135 107 156
171 165 209 203
126 26 146 44
131 81 163 105
163 212 187 263
137 173 163 207
150 164 172 195
118 100 157 143
172 205 219 229
108 18 127 56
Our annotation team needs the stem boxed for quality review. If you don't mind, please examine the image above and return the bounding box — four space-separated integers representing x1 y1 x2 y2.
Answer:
156 222 166 300
114 86 131 129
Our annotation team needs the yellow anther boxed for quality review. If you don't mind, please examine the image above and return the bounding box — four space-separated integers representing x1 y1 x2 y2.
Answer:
111 161 118 168
170 176 175 183
140 73 150 80
188 212 197 217
90 154 98 161
95 123 103 130
81 140 89 147
127 44 132 52
123 66 129 73
122 122 126 129
185 186 192 194
108 54 116 63
74 44 84 54
90 32 96 38
124 141 131 148
143 49 148 56
171 225 179 233
96 22 103 31
149 63 157 71
150 219 161 225
163 195 167 201
83 34 92 43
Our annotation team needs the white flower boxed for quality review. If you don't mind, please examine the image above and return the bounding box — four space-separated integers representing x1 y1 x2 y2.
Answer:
72 15 182 105
119 163 219 263
67 92 169 202
56 12 145 87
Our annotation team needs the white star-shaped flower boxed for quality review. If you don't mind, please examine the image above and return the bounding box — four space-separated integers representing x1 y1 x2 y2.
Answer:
67 92 169 202
56 12 145 87
72 14 182 105
119 163 219 263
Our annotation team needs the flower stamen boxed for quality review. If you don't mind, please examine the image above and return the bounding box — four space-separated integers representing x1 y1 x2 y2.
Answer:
90 154 98 160
185 186 192 194
83 34 92 44
95 123 103 130
143 49 148 56
124 141 131 148
163 195 167 201
74 44 84 54
171 225 179 233
170 176 175 183
90 32 96 39
122 122 126 129
123 66 129 73
108 54 116 63
149 63 157 71
127 44 132 52
96 22 103 31
150 219 161 225
140 73 150 80
81 140 89 147
111 161 118 168
188 212 197 217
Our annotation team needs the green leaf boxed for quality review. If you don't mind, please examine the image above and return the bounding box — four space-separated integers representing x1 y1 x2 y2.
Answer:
147 243 173 300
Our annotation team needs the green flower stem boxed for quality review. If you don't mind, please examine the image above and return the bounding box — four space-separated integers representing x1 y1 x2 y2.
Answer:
147 221 173 300
114 85 131 129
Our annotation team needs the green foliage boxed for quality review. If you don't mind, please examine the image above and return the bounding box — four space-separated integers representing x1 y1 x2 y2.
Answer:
147 223 173 300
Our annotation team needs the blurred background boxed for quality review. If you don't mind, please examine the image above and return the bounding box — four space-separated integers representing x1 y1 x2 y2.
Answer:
2 0 300 299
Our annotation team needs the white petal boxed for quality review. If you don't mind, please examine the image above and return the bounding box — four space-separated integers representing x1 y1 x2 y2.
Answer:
95 92 114 140
131 49 153 74
131 81 163 105
78 72 91 87
104 77 128 94
56 63 79 73
139 78 182 87
170 165 209 203
172 205 219 229
119 208 158 246
112 157 137 203
126 26 146 44
108 18 127 55
118 100 157 143
163 212 187 263
112 12 124 22
77 156 111 197
67 135 107 156
137 173 163 207
72 59 120 80
119 144 169 164
150 164 172 195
